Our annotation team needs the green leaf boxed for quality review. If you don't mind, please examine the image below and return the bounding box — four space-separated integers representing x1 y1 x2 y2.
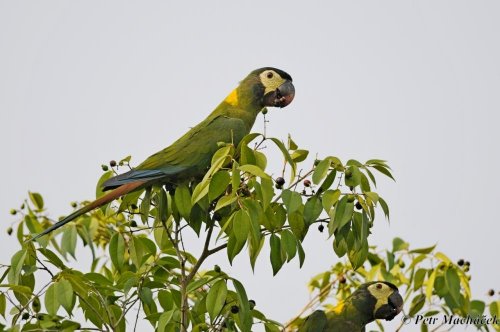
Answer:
288 135 298 150
140 188 152 224
444 267 461 304
280 230 297 262
158 290 174 311
254 150 267 170
392 237 409 252
0 293 6 318
174 184 191 220
409 294 426 317
109 233 125 271
269 137 296 183
45 283 59 315
378 196 390 220
288 211 305 239
209 171 231 201
157 310 174 331
372 165 395 181
129 237 145 269
322 189 341 212
240 144 257 165
239 164 270 180
8 249 27 285
214 194 237 212
206 280 227 322
232 279 251 332
270 234 284 275
297 241 305 267
409 244 436 254
344 165 361 188
319 169 337 192
413 269 427 290
426 269 437 301
291 149 309 163
332 196 354 232
312 159 330 185
56 279 74 315
227 234 245 264
360 172 371 192
95 171 114 199
303 196 323 225
61 224 77 258
140 287 153 306
28 192 44 210
233 210 250 243
281 189 302 214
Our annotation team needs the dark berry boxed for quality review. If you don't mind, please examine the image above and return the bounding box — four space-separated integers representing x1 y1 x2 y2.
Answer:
314 159 320 166
457 259 464 266
488 289 495 296
261 108 268 115
21 312 30 320
339 275 346 284
130 220 137 227
465 261 470 267
231 305 239 314
275 184 283 190
7 227 13 236
275 177 285 186
318 224 324 233
249 300 256 310
213 213 222 221
101 164 109 171
355 202 362 210
10 209 17 215
214 265 221 273
349 186 354 191
130 204 138 210
109 160 117 167
303 179 311 187
71 202 77 208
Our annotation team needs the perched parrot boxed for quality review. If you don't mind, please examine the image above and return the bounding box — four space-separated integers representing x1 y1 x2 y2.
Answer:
298 281 404 332
31 67 295 241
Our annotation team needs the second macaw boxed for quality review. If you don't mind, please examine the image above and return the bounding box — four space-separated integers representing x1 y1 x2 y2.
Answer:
31 67 295 241
298 281 404 332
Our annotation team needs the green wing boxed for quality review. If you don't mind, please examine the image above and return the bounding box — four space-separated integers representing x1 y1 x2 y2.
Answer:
102 115 247 189
298 310 327 332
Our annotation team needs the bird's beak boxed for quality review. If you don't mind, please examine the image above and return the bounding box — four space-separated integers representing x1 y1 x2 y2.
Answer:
263 80 295 108
375 290 404 321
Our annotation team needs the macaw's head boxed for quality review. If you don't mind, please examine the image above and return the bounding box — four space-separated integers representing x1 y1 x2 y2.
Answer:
229 67 295 109
352 281 404 323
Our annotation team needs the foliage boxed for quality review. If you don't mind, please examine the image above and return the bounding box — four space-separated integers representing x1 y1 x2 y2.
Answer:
1 133 497 331
285 238 500 332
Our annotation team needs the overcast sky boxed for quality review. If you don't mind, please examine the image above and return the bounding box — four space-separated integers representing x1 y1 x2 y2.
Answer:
1 2 499 331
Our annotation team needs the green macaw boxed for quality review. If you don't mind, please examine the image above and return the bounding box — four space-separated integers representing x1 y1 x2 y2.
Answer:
298 281 404 332
31 67 295 241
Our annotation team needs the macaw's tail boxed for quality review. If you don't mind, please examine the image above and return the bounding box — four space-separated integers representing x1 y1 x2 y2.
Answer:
30 181 145 242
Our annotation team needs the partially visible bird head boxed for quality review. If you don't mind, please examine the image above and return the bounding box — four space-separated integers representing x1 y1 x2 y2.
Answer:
228 67 295 109
353 281 404 322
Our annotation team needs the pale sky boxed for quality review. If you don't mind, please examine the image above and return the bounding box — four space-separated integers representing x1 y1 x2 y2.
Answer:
1 2 499 331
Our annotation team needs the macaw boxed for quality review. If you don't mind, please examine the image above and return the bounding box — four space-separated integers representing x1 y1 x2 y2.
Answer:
298 281 404 332
31 67 295 241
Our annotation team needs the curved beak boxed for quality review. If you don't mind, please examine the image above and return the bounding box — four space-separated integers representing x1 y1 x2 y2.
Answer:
375 290 404 321
263 80 295 108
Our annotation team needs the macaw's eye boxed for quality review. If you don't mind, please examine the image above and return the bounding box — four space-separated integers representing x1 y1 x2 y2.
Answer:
267 72 274 79
376 283 383 289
